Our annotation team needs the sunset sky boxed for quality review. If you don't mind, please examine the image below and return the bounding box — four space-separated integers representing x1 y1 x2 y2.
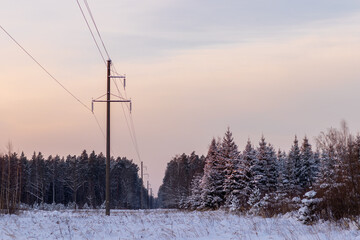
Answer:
1 0 360 194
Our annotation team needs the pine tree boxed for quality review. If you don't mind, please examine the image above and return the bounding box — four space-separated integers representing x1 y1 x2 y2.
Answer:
65 155 86 209
28 152 47 204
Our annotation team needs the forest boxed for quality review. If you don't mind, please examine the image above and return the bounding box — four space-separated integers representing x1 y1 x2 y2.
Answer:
158 123 360 223
2 122 360 224
0 149 152 213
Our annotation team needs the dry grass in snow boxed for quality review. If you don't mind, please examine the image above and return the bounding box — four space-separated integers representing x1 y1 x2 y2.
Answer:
0 209 359 240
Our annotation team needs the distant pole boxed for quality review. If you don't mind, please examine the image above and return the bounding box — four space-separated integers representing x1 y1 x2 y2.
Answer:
150 188 153 209
147 180 149 209
106 59 111 216
140 161 143 209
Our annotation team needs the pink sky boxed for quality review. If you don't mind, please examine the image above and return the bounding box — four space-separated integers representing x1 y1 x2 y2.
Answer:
1 1 360 194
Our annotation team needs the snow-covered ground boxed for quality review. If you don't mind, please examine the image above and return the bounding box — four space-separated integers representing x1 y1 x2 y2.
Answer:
0 209 359 240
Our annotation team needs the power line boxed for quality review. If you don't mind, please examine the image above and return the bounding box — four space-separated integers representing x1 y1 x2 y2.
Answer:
75 0 106 65
75 1 135 160
0 24 92 113
129 114 142 161
83 0 110 60
92 113 106 139
0 24 108 149
109 65 142 162
74 1 145 169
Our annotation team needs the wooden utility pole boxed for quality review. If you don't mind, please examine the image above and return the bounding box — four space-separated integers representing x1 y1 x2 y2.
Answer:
106 60 111 216
92 59 131 216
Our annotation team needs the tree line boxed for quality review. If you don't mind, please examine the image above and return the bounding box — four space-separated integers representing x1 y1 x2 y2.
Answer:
158 123 360 223
0 149 152 213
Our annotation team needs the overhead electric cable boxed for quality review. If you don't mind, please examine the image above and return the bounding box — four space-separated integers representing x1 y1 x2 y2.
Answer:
75 0 106 65
92 114 106 139
108 63 142 163
74 2 143 164
110 65 141 162
0 24 92 113
83 0 110 60
129 115 141 160
0 24 108 147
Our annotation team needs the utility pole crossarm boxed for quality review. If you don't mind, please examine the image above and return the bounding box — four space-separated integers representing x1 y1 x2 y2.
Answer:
92 99 132 113
109 75 125 78
109 75 126 88
93 100 131 103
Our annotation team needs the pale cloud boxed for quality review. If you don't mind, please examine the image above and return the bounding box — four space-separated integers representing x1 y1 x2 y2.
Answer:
115 13 360 190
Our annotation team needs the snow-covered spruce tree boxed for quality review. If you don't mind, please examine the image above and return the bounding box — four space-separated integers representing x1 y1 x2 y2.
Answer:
288 136 301 196
251 136 268 194
225 159 251 211
265 144 278 193
299 137 314 190
200 138 226 210
251 143 279 216
251 136 278 195
231 153 252 211
316 147 336 199
298 190 320 224
185 174 203 210
275 150 292 213
235 139 256 210
221 128 240 200
220 128 249 211
276 150 287 193
311 150 320 185
247 186 261 215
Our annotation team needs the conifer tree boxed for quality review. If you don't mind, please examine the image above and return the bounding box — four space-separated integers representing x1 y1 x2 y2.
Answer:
276 150 287 193
200 138 225 209
288 136 301 195
311 150 320 185
243 139 256 186
186 174 203 210
265 144 278 193
220 128 243 208
299 137 314 190
252 136 268 194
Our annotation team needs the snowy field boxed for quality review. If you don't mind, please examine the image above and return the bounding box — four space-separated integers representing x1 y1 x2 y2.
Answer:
0 209 359 240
